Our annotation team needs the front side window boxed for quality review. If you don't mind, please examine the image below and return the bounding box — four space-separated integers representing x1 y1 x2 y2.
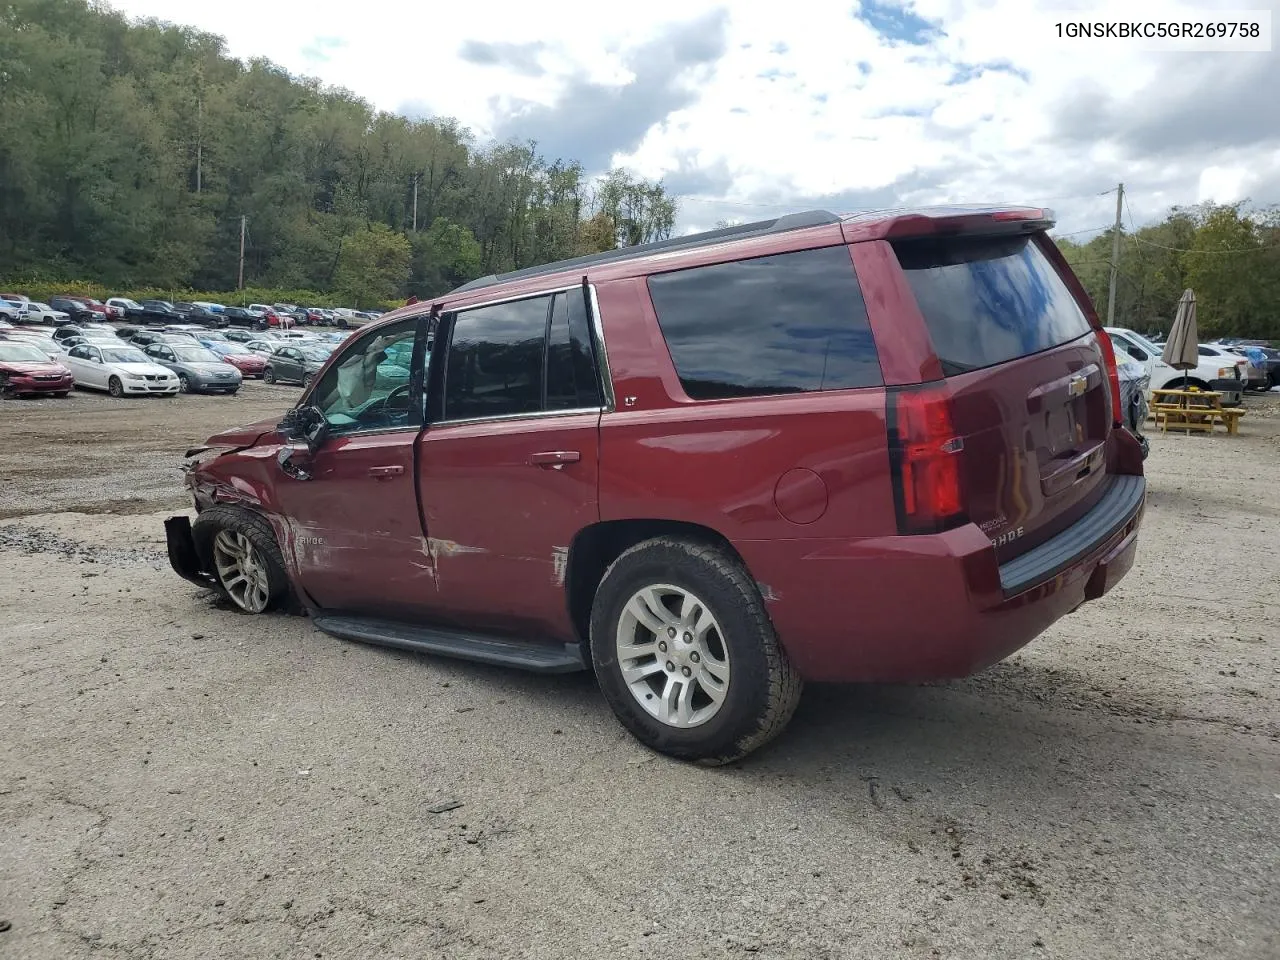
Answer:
310 318 422 435
647 246 883 399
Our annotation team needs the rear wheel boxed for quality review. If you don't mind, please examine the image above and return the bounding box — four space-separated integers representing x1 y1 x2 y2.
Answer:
590 537 802 765
192 506 289 614
108 376 124 398
263 367 276 384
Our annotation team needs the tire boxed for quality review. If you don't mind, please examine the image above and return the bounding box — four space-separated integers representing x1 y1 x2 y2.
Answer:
191 506 290 614
263 367 276 384
590 537 803 765
54 391 69 398
178 374 191 393
302 373 314 387
108 376 124 398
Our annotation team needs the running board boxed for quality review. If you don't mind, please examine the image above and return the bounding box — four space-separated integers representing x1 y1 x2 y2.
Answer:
311 615 587 674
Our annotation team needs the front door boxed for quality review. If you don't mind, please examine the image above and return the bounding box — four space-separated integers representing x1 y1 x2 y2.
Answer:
417 288 604 642
270 316 434 617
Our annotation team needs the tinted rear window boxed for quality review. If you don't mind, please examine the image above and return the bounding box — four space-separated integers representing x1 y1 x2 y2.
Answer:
647 246 882 400
895 235 1091 375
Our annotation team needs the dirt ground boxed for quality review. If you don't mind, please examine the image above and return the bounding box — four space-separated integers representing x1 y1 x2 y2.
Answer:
1 385 1278 960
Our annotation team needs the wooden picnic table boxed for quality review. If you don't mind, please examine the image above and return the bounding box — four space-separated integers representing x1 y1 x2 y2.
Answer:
1149 388 1246 435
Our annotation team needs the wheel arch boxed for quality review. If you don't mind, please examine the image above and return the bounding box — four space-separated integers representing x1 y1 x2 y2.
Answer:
564 518 750 650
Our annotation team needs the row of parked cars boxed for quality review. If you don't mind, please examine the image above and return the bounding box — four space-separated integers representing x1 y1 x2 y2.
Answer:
0 319 344 398
0 292 383 331
1104 327 1280 403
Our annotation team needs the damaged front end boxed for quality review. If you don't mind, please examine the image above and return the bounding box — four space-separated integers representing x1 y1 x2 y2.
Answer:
165 514 217 588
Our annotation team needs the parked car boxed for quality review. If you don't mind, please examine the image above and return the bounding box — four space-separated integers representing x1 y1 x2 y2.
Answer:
172 303 229 328
127 330 175 348
69 296 115 320
329 308 361 329
204 341 267 378
141 342 243 394
262 344 330 385
240 339 279 357
20 302 70 325
0 298 28 322
0 293 30 305
223 307 269 330
48 297 106 324
63 342 179 397
52 325 88 344
1 331 64 361
167 205 1147 764
105 297 145 319
162 326 208 340
1196 342 1263 392
129 299 184 325
1230 343 1280 389
224 329 262 344
0 338 74 397
1115 353 1150 459
1105 327 1245 407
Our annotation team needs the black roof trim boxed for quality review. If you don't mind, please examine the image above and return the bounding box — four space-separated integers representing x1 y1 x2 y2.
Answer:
450 209 842 294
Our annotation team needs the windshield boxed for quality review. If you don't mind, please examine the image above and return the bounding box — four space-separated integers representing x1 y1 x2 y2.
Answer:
301 347 333 362
172 347 220 362
0 343 50 362
118 299 142 309
102 348 149 363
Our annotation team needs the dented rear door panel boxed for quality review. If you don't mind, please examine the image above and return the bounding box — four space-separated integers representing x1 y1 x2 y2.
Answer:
414 413 601 641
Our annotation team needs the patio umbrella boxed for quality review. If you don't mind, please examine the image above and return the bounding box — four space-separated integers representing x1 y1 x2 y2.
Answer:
1162 289 1199 389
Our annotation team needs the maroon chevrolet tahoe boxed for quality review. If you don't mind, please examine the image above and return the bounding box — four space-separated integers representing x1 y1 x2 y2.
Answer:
166 206 1146 764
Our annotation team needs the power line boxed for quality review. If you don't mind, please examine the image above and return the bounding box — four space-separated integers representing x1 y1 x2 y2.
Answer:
1129 234 1270 255
1052 225 1113 238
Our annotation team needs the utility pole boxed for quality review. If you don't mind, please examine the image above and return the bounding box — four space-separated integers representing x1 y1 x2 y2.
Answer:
237 215 246 291
411 173 419 232
196 97 202 195
1106 182 1124 326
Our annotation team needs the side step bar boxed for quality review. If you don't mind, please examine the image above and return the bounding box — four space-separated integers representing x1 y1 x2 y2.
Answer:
312 615 587 674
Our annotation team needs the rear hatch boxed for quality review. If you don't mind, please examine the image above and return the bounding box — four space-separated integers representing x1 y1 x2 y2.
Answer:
892 227 1115 564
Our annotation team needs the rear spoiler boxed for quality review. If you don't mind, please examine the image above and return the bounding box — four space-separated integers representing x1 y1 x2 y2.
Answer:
880 208 1056 241
841 206 1057 243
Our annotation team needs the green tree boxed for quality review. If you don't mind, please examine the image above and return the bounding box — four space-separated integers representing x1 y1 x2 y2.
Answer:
333 223 411 306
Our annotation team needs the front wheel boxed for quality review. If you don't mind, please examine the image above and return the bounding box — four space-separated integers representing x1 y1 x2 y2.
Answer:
192 506 290 614
302 373 314 387
590 537 802 765
108 376 124 398
178 374 191 393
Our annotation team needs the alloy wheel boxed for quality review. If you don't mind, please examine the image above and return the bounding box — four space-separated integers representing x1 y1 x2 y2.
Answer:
614 584 731 728
212 529 272 613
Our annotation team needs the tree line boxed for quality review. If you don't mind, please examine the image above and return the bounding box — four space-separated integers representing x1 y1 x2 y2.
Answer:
1057 202 1280 341
0 0 677 306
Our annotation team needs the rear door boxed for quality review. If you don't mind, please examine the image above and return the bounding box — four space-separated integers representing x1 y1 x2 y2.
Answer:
416 288 603 642
892 231 1114 562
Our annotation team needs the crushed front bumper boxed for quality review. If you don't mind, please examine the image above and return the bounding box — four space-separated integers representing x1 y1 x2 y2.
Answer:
165 515 217 587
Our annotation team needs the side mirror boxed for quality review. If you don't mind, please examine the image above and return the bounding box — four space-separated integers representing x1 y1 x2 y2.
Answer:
278 404 329 453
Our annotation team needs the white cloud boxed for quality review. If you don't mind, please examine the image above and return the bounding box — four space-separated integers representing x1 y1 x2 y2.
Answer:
108 0 1279 240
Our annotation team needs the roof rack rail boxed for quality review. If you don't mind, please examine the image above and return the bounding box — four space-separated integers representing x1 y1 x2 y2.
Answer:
450 209 842 294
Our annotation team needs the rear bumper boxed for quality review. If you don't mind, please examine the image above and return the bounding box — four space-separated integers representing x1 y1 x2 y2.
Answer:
733 474 1147 683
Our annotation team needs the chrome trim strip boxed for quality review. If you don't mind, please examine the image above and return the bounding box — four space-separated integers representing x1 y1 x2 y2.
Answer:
444 283 582 314
435 406 605 428
586 283 616 412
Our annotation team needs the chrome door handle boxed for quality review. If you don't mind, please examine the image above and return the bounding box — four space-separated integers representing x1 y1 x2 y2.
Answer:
530 450 581 467
368 464 404 479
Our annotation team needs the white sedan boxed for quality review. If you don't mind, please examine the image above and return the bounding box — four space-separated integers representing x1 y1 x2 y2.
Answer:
63 342 180 397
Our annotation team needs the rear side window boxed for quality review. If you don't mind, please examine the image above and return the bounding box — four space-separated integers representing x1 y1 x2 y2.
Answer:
545 290 601 410
895 234 1091 375
647 246 882 400
443 296 550 419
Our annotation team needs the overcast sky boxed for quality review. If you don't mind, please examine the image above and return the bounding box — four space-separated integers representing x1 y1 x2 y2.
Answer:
108 0 1277 239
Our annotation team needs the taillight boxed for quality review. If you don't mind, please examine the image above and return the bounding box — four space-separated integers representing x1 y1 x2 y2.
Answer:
1095 330 1124 427
887 385 966 535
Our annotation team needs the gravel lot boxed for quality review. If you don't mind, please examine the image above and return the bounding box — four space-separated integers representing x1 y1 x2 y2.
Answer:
2 386 1278 960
